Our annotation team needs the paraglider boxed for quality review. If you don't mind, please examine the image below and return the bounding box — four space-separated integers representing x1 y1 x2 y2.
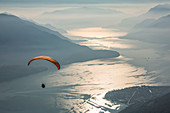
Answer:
145 57 150 62
28 56 60 70
28 56 60 88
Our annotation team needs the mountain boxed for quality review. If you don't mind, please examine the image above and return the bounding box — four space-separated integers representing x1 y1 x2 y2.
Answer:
40 6 127 29
133 19 155 29
43 7 124 15
120 91 170 113
148 4 170 15
118 4 170 31
134 14 170 29
130 13 170 31
150 14 170 28
0 13 119 82
122 14 170 44
42 24 67 35
22 21 70 41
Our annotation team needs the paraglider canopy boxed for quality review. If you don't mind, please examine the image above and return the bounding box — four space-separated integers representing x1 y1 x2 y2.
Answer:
145 57 150 59
28 56 60 88
28 56 60 70
145 57 150 62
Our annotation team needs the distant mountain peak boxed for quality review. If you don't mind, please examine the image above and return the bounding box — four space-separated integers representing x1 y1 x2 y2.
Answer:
148 4 170 13
43 6 124 15
150 14 170 28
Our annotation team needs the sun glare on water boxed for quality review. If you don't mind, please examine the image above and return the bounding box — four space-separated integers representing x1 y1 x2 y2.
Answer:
67 27 127 38
66 27 134 49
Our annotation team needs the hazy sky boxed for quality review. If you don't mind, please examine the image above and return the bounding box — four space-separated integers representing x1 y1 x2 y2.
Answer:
0 0 170 4
0 0 170 31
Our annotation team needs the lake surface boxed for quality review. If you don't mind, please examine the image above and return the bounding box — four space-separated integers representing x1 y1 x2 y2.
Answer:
0 27 167 113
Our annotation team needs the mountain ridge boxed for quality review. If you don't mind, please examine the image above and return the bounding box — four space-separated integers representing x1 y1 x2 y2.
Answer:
118 4 170 31
0 13 119 82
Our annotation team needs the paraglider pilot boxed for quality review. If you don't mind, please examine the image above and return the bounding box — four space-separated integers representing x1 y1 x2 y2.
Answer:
41 83 45 88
